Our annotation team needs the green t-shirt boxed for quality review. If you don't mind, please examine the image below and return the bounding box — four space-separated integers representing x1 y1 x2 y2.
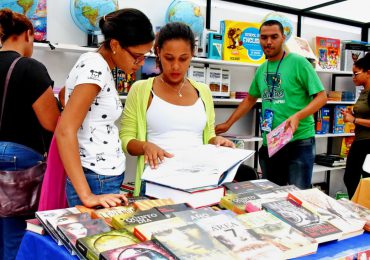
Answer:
249 53 324 145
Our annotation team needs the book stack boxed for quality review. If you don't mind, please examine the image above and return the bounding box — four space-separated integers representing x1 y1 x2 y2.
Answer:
32 186 370 260
315 154 346 167
141 145 254 208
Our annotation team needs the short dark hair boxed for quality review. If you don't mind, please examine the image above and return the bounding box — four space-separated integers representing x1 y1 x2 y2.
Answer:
0 8 34 43
354 52 370 71
154 22 195 71
259 20 284 35
99 8 154 49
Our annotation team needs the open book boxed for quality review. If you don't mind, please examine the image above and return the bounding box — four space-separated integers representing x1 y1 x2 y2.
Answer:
141 144 254 190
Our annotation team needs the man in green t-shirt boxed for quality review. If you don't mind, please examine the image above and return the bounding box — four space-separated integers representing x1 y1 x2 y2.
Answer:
216 20 327 189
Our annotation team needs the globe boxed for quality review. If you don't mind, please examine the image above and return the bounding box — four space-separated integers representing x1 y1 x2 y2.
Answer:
165 0 205 37
0 0 47 41
262 12 294 41
70 0 119 35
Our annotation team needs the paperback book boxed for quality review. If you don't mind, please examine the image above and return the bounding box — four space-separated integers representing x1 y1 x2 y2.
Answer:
152 223 238 259
236 211 318 259
76 229 140 260
288 188 366 239
262 199 342 243
196 214 284 259
57 219 111 255
133 217 187 242
315 36 341 70
267 120 293 157
154 203 190 218
35 207 80 244
172 208 218 224
133 198 175 211
100 240 175 260
224 178 279 195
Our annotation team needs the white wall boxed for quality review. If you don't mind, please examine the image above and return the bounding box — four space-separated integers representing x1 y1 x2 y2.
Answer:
33 1 364 194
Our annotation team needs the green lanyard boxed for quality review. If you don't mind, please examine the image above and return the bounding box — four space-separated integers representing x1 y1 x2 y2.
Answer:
266 51 286 102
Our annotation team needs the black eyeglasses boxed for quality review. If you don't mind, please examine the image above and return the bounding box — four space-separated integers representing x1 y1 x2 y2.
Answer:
353 71 364 78
124 47 152 65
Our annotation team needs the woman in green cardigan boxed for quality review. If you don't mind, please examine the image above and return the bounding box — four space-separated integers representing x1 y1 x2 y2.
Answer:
120 22 234 195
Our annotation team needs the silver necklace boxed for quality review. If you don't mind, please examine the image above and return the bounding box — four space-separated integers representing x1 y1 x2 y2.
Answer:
159 76 186 98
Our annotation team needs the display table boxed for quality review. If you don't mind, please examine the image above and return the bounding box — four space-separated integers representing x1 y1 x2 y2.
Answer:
17 231 370 260
16 231 78 260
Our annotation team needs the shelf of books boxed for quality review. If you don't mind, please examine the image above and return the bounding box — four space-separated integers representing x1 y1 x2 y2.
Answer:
313 164 346 173
33 42 355 75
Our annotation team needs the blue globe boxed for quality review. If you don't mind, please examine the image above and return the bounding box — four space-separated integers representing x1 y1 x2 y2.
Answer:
70 0 119 35
0 0 47 41
165 0 205 37
262 12 294 41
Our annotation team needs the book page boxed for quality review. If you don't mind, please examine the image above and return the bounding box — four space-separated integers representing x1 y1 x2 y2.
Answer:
142 145 254 190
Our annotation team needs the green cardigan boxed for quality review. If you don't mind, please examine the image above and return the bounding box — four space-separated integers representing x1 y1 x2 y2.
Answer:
120 77 216 195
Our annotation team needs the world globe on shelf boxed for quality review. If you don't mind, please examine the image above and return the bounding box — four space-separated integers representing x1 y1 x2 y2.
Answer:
70 0 119 35
0 0 47 41
262 12 294 41
165 0 205 37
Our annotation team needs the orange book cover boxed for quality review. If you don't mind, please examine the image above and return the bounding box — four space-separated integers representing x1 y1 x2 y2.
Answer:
315 36 341 70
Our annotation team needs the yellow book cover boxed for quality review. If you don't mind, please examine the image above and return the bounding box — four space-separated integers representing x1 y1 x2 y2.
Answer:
111 212 135 231
220 20 265 64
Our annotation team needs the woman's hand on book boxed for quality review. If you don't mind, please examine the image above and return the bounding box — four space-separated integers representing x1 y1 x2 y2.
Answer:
143 142 173 169
210 136 235 148
81 193 128 208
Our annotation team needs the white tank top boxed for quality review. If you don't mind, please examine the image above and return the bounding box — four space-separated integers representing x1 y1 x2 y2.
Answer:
146 92 207 154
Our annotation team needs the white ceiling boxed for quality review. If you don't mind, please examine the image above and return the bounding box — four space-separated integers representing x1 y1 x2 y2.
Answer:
256 0 370 23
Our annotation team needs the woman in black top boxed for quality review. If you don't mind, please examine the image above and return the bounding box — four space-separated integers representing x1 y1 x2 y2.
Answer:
0 9 60 260
342 53 370 198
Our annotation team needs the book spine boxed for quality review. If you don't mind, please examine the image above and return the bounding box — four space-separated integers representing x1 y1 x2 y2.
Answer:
75 239 88 257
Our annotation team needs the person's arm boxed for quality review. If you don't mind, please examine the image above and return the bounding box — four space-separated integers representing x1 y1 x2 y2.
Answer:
32 86 60 131
285 90 327 133
55 84 127 208
342 110 370 128
58 86 66 108
120 83 172 169
215 94 258 134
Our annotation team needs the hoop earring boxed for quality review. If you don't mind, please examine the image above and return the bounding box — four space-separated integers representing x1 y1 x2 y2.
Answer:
113 51 116 55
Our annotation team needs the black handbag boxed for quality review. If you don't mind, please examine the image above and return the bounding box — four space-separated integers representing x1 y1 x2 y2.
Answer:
0 57 46 217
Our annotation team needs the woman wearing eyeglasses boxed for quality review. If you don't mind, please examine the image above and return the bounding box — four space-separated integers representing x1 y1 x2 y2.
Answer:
55 9 154 208
341 52 370 199
120 22 234 196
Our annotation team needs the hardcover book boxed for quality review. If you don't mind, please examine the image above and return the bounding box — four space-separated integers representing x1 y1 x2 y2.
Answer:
144 182 225 208
288 188 366 239
76 229 140 260
100 240 175 260
26 218 45 235
262 199 342 243
341 41 365 71
152 223 238 259
315 36 341 70
35 207 80 245
196 214 284 259
236 211 318 259
141 145 254 190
